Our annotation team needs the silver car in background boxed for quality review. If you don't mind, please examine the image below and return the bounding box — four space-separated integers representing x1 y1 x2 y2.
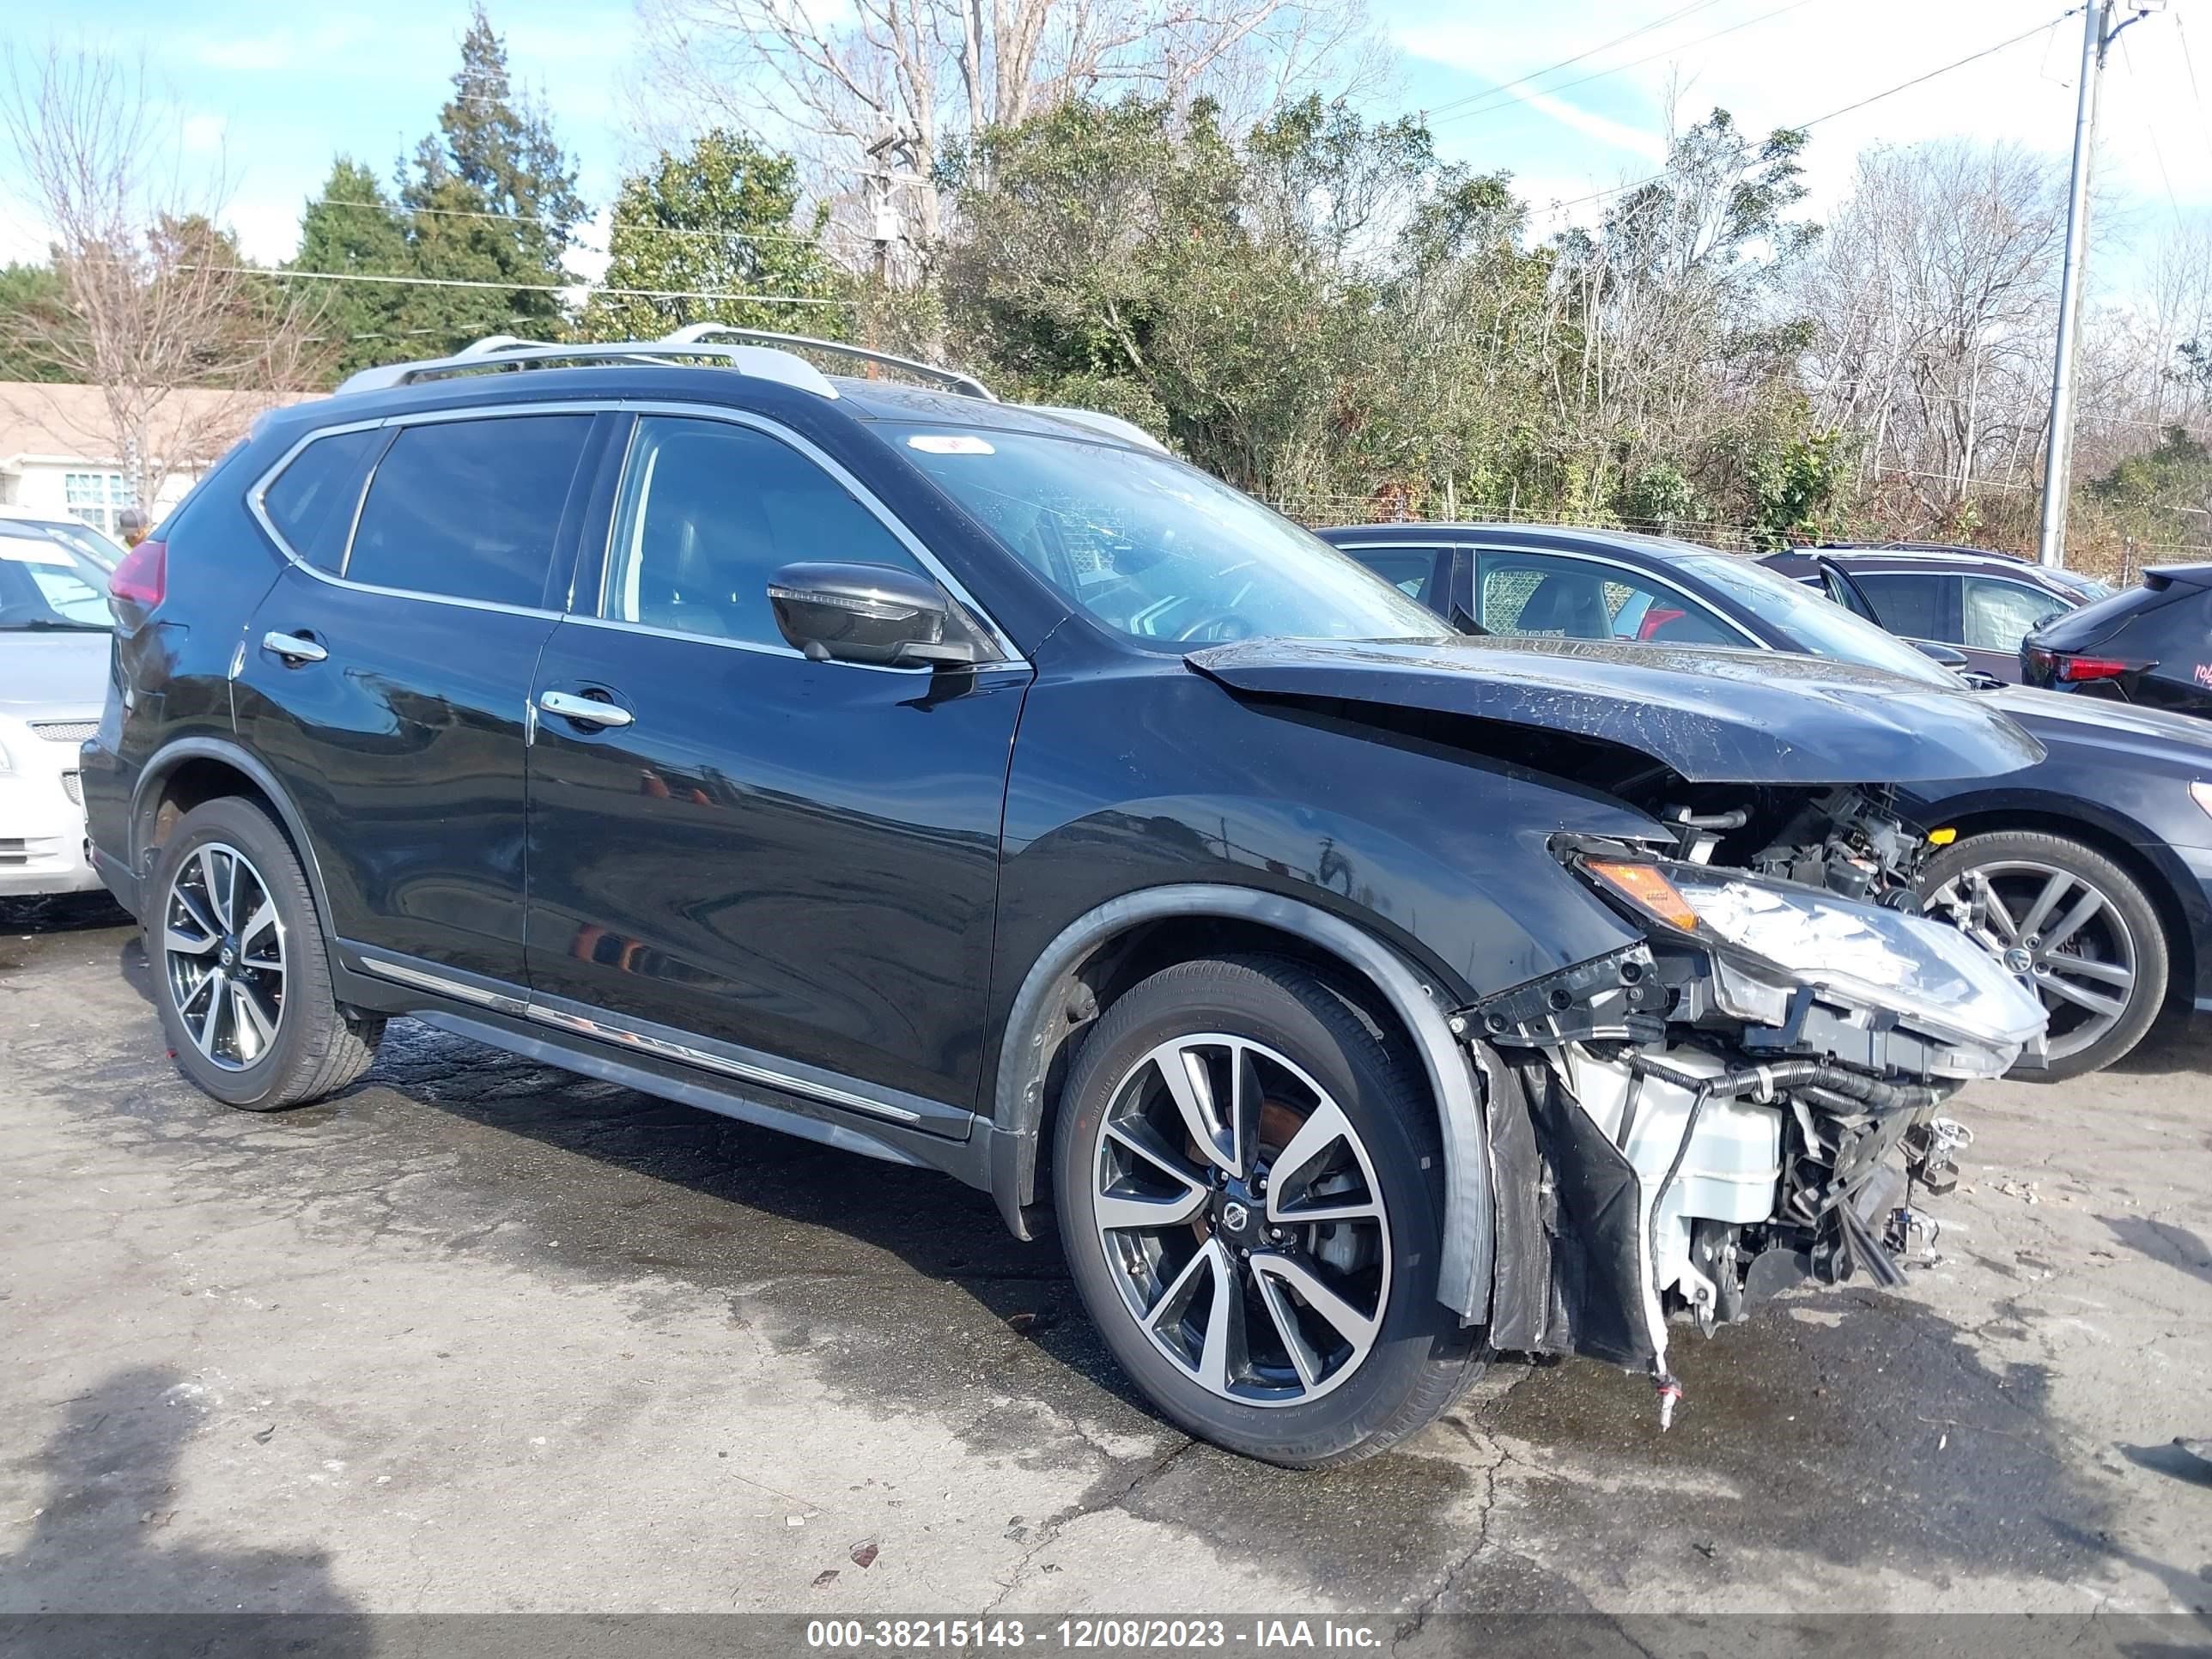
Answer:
0 520 111 896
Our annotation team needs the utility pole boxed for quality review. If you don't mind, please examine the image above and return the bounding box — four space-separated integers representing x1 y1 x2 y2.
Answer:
2038 1 2111 569
2039 2 2159 568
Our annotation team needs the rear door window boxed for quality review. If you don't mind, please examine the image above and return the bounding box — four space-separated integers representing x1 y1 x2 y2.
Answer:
1962 576 2068 653
1853 572 1959 642
261 427 387 571
1476 551 1740 646
347 415 592 608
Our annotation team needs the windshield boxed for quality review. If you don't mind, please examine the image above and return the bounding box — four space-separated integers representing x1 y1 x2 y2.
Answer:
2043 567 2112 602
18 516 128 570
892 426 1448 646
0 524 115 630
1677 552 1959 686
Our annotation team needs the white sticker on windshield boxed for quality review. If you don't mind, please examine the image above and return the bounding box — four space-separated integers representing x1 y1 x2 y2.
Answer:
0 544 70 566
906 434 995 455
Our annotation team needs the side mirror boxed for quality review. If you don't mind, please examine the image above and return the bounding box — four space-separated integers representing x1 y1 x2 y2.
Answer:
767 562 991 669
1908 638 1972 670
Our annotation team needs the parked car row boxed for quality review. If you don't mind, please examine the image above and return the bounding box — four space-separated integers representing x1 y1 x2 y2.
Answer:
1760 543 2110 683
22 326 2196 1468
1318 524 2212 1079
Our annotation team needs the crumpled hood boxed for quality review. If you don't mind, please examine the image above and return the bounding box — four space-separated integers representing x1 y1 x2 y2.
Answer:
0 631 111 715
1188 635 2045 786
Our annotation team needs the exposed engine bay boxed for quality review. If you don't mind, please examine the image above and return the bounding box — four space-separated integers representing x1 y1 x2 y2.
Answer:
1462 783 2045 1428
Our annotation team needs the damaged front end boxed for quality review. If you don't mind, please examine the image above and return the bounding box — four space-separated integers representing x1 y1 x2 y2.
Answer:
1467 788 2046 1427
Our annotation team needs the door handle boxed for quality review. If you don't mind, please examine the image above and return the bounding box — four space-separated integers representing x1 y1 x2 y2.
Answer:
538 690 635 729
262 630 327 664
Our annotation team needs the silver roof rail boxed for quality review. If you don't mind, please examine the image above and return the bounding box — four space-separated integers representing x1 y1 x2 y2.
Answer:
1026 405 1170 454
661 323 997 401
333 333 841 400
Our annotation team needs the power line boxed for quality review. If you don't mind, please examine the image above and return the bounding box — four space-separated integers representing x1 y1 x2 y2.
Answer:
1418 0 1730 121
185 264 856 307
312 195 836 252
2175 13 2212 173
1533 9 2078 216
2118 31 2187 234
1431 0 1826 131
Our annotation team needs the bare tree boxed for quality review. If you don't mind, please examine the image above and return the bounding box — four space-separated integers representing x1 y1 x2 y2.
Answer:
1799 141 2067 528
634 0 1380 278
0 46 325 505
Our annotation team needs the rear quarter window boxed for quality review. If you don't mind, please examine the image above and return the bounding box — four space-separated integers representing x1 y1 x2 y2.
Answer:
259 427 387 570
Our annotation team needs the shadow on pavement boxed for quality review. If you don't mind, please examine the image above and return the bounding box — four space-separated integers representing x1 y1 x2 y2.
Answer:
0 892 131 942
2105 1010 2212 1078
0 1365 365 1638
2097 1217 2212 1290
346 1021 2123 1598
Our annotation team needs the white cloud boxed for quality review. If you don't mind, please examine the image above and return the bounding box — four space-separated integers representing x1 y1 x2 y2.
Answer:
1509 88 1668 164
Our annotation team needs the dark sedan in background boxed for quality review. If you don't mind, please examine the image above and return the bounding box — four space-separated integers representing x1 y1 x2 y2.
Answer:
2022 562 2212 720
1321 522 2212 1078
1759 544 2110 683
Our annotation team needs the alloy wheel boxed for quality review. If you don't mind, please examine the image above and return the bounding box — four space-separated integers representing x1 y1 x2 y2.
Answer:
1091 1034 1391 1407
162 842 287 1072
1931 859 2137 1065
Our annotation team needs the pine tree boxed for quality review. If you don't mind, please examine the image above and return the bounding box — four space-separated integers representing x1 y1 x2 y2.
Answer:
293 160 417 378
0 263 74 381
576 131 841 343
398 3 585 349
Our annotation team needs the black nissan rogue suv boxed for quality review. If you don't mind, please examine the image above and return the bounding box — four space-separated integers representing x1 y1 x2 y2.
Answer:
84 332 2046 1466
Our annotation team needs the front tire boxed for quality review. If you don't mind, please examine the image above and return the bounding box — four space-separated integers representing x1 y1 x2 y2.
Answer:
1922 830 2168 1080
148 798 383 1110
1053 955 1481 1468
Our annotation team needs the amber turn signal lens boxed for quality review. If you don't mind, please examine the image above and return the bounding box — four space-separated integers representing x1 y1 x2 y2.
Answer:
1585 860 1699 932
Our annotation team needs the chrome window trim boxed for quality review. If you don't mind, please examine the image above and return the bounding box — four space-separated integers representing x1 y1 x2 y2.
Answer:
607 399 1027 667
559 611 808 664
353 952 938 1128
245 397 1028 665
1465 543 1765 648
1324 539 1468 553
246 400 610 620
246 415 388 568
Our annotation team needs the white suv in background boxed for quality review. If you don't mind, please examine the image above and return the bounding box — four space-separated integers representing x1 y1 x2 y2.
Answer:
1 520 112 897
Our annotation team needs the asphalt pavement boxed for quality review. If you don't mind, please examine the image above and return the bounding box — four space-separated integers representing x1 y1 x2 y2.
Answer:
3 893 2211 1641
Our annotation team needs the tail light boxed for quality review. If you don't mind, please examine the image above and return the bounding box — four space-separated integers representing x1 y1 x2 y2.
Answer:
2054 654 2144 684
107 539 166 610
2023 644 2055 674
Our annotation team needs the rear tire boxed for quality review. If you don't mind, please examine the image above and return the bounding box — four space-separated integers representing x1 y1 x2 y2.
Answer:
1921 830 2167 1080
147 798 383 1110
1053 954 1482 1468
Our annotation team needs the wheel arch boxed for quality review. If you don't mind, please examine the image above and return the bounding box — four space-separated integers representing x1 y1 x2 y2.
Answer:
988 884 1494 1324
131 739 338 941
1924 803 2196 1007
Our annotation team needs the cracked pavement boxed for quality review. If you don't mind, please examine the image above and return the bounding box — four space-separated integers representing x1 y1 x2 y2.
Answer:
3 893 2212 1633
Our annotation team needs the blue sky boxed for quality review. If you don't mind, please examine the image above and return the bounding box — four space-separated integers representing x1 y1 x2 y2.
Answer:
5 0 2209 287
